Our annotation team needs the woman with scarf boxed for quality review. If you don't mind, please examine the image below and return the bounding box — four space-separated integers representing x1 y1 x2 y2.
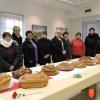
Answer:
0 32 23 72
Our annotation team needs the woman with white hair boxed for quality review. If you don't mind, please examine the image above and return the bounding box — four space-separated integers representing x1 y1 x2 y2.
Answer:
12 26 22 46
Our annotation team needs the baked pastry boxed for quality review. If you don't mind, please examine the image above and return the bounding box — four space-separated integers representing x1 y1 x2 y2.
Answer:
12 68 32 79
41 64 59 76
56 62 74 71
19 73 48 89
70 61 86 68
95 60 100 64
95 54 100 64
95 54 100 60
0 74 11 91
79 56 94 66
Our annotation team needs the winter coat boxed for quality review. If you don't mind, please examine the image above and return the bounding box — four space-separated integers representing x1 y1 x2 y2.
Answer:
51 37 67 63
22 39 37 67
0 41 23 72
12 33 22 46
96 37 100 54
37 38 51 65
63 39 72 59
85 33 99 57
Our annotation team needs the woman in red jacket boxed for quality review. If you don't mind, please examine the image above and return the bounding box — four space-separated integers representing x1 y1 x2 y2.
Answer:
71 32 85 59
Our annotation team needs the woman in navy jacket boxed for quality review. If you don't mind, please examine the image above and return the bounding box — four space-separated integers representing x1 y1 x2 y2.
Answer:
22 31 38 67
37 31 51 65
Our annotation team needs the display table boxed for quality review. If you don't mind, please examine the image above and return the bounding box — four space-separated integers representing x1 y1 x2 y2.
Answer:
0 60 100 100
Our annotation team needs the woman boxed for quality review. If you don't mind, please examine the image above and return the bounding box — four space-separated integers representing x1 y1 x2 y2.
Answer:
37 32 42 40
85 27 99 57
12 26 22 46
63 31 72 59
0 32 23 72
71 32 85 59
51 32 67 63
22 31 38 67
37 31 51 65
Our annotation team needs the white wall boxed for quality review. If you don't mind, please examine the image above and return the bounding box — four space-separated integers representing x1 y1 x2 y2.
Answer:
69 16 100 39
0 0 69 39
69 5 100 39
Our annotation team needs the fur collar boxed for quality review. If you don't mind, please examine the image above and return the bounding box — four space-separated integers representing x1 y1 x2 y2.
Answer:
1 39 13 48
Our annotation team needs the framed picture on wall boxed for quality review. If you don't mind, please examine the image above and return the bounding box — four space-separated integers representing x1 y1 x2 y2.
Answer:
56 27 67 33
32 24 47 32
32 24 47 40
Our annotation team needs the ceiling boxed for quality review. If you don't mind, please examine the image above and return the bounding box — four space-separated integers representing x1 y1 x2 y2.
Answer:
32 0 100 11
60 0 94 5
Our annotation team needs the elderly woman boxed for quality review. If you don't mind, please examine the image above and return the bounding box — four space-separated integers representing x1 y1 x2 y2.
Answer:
37 32 42 40
12 26 22 46
0 32 23 72
51 32 67 63
37 31 51 65
22 31 38 67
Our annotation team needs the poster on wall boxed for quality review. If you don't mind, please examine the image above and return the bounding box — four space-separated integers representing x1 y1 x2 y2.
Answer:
56 27 67 33
87 23 96 34
82 20 100 40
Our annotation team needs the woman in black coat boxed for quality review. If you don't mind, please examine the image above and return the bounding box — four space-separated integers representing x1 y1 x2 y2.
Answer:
0 32 23 72
51 32 67 63
22 31 38 68
37 32 51 65
85 27 99 57
63 31 72 59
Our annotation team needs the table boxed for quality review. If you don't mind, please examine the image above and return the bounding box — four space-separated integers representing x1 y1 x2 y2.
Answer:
0 61 100 100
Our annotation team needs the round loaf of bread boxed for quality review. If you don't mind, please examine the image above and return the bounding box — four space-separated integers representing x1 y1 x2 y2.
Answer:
95 54 100 60
56 62 74 71
70 61 86 68
41 64 59 76
79 56 94 66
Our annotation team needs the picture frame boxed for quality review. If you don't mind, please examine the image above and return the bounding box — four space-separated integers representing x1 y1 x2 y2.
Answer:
56 27 67 33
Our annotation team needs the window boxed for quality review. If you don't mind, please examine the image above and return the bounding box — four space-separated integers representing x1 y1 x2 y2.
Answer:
0 12 23 38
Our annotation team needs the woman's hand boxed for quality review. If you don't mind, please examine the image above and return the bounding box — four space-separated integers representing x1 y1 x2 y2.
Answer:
44 54 50 59
62 50 66 55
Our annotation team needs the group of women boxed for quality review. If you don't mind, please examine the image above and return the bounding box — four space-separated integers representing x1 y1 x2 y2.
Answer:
0 26 100 72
